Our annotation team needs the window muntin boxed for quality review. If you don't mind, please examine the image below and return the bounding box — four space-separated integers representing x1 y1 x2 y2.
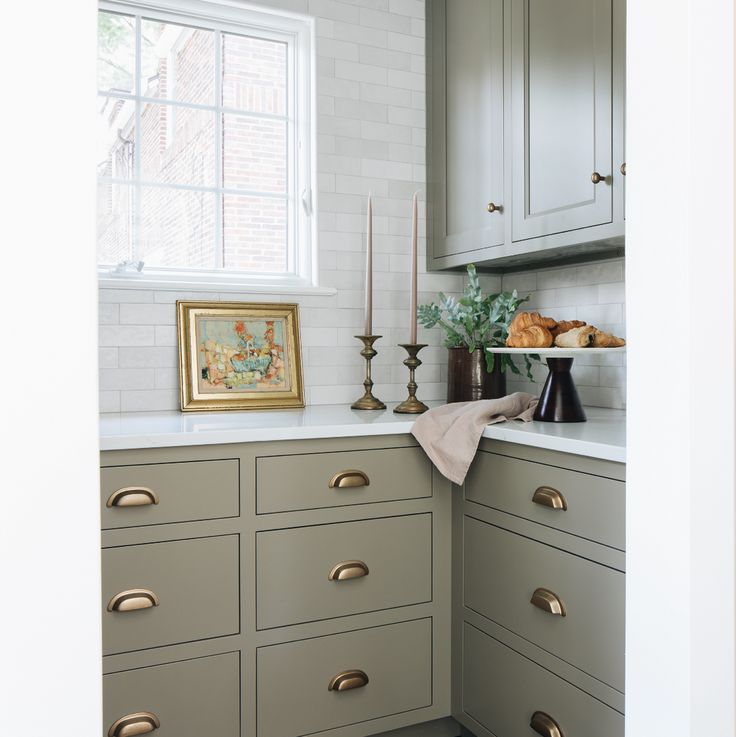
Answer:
96 1 311 285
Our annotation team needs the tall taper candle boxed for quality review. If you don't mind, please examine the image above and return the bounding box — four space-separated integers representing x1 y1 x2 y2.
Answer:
364 194 373 335
409 192 418 343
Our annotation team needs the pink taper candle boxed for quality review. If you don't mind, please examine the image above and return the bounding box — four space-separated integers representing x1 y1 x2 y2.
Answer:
364 194 373 335
409 192 418 343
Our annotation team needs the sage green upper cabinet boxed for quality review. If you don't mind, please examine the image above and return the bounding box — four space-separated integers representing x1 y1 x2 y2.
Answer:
427 0 625 272
428 0 505 261
511 0 613 240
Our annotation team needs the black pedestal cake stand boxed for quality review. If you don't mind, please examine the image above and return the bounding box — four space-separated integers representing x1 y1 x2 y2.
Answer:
485 347 626 423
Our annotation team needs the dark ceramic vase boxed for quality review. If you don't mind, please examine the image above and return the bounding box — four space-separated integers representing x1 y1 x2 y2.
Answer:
447 347 506 403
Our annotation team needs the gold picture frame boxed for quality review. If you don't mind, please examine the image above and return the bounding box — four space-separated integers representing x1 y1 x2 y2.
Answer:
177 301 305 412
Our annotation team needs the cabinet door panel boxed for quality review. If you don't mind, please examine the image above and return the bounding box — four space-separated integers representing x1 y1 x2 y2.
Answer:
431 0 504 259
511 0 613 240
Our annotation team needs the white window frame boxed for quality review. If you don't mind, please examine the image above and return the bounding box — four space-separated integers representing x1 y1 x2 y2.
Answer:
97 0 322 294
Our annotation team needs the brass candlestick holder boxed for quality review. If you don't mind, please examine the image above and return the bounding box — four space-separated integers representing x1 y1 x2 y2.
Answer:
351 335 386 410
394 343 429 414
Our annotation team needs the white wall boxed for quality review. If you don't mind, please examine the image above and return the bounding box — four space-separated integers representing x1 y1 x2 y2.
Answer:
626 0 736 734
99 0 626 413
0 0 101 734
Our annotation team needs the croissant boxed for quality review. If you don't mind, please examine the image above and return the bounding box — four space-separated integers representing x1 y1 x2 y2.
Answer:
506 325 554 348
554 325 596 348
591 329 626 348
509 311 558 334
551 319 587 337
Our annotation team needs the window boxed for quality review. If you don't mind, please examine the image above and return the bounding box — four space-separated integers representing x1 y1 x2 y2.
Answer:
96 0 315 288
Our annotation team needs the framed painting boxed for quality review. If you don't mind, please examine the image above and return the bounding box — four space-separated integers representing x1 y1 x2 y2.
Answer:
177 301 304 412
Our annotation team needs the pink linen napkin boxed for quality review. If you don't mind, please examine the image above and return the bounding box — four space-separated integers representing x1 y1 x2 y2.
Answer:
411 393 538 485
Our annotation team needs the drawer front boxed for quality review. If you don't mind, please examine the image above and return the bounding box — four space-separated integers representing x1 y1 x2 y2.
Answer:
256 447 431 514
465 451 625 550
257 514 432 629
102 535 239 655
101 459 239 529
462 623 623 737
464 517 624 691
104 652 240 737
257 619 432 737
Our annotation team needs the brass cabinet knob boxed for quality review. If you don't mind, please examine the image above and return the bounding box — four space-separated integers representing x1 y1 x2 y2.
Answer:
530 711 565 737
532 486 567 511
591 171 607 184
329 470 370 489
107 588 160 613
328 560 369 581
530 587 566 617
108 711 160 737
107 486 159 508
620 162 627 176
328 669 369 692
486 202 501 213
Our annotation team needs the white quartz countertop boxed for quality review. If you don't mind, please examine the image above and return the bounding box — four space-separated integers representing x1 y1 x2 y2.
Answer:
100 403 625 463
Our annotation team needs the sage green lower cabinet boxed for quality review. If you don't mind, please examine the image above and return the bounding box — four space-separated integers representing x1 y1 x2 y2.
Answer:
102 535 240 656
453 440 626 737
100 434 624 737
257 619 433 737
256 446 432 514
462 624 623 737
104 652 240 737
464 517 624 691
256 514 432 629
101 435 451 737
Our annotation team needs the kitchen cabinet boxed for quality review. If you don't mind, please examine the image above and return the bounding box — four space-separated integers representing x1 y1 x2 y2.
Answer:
453 439 626 736
428 0 505 260
427 0 626 272
98 408 626 737
100 435 452 737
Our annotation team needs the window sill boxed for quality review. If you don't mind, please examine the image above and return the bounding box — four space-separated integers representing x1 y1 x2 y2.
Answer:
98 274 337 297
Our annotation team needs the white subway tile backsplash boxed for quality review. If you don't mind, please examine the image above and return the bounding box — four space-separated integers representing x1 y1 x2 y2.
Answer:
100 326 155 347
389 0 424 18
118 347 178 369
99 368 155 391
335 59 387 85
99 391 121 413
387 68 424 91
387 30 423 55
309 0 359 23
99 303 119 325
120 390 180 412
359 7 413 33
99 347 118 369
331 21 387 48
119 303 176 325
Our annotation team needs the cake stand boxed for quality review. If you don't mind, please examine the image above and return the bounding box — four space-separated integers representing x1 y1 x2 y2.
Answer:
486 346 626 423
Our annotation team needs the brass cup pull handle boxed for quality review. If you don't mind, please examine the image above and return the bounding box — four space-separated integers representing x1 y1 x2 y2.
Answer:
328 560 370 581
486 202 501 213
328 669 369 692
107 486 159 508
530 587 566 617
107 588 160 613
530 710 564 737
329 470 370 489
108 712 160 737
591 171 607 184
532 486 567 511
620 162 627 176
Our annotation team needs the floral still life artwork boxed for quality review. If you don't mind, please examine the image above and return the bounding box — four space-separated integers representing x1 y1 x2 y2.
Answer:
177 302 304 412
197 318 290 393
